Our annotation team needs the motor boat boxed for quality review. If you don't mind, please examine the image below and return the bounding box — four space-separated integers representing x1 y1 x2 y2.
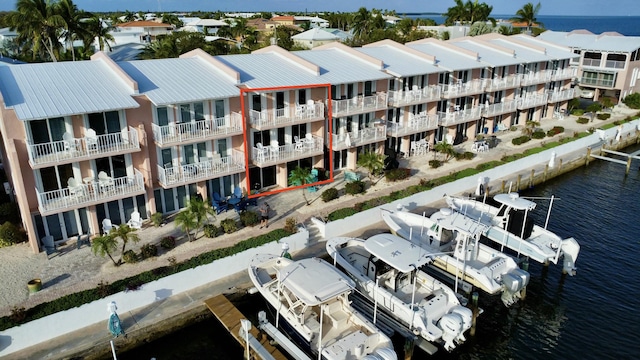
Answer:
248 254 397 360
381 208 530 306
326 234 473 352
445 193 580 275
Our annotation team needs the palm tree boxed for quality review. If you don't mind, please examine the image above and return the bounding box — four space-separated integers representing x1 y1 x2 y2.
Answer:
7 0 66 61
288 166 312 205
161 13 183 28
511 2 543 34
110 224 140 264
434 141 456 162
91 234 119 266
174 209 198 241
186 197 215 239
357 151 386 180
522 120 540 137
84 15 114 52
56 0 91 61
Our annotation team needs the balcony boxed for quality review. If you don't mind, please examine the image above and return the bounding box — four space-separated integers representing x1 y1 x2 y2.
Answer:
152 113 243 148
27 127 140 169
157 150 245 188
519 70 553 86
386 113 439 138
483 100 518 117
387 85 441 107
518 93 549 109
251 136 323 167
441 79 485 99
485 75 520 92
605 60 625 69
36 169 145 216
330 92 388 117
438 107 483 126
580 77 615 88
551 68 577 81
249 103 325 131
329 125 387 151
582 58 601 67
548 88 577 103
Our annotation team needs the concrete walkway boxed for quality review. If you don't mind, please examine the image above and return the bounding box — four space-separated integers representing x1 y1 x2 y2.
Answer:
1 107 639 359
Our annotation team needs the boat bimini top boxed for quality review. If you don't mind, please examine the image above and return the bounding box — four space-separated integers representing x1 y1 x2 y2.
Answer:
278 257 355 305
364 233 434 273
493 193 536 211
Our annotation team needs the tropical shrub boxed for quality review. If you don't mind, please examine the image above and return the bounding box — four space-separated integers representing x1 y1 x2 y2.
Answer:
220 218 238 234
571 109 585 116
511 136 531 145
532 130 546 139
202 224 218 238
345 180 365 195
454 151 475 160
284 218 298 234
0 222 26 247
151 212 163 227
122 250 138 263
328 208 358 221
547 126 564 137
576 117 589 124
429 159 442 168
140 243 158 259
0 203 19 224
385 168 410 182
240 210 259 227
597 113 611 120
160 235 176 249
321 188 339 202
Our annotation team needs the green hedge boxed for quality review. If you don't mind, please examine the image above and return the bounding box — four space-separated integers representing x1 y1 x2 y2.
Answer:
0 228 291 331
321 188 339 202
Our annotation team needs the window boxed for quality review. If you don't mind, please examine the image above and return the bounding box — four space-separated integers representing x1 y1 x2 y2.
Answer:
88 111 120 134
156 107 169 126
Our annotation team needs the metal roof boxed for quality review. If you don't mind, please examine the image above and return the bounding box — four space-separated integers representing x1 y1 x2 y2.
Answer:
407 42 486 71
118 57 240 105
292 27 339 41
216 52 322 88
0 60 139 121
483 38 551 63
510 35 579 60
295 48 392 84
449 39 522 67
538 30 640 53
356 45 444 77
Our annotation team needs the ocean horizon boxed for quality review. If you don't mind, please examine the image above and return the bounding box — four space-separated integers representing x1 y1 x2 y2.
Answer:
407 14 640 36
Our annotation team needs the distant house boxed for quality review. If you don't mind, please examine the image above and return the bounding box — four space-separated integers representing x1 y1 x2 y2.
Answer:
247 18 278 33
323 28 353 42
294 16 329 28
292 27 340 49
383 15 402 25
115 21 174 43
271 16 295 27
0 28 17 52
539 29 640 102
180 18 229 35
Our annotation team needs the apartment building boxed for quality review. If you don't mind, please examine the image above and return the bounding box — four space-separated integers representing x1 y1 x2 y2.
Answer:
539 30 640 102
0 34 577 253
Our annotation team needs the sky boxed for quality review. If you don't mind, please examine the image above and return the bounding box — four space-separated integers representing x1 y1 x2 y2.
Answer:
0 0 639 16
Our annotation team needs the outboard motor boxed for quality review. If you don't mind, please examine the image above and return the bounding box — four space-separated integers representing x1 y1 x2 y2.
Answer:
372 347 398 360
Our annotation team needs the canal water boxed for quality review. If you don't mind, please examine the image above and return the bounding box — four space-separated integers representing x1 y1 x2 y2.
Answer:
118 144 640 360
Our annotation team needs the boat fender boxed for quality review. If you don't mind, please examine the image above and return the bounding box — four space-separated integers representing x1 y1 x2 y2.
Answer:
373 347 398 360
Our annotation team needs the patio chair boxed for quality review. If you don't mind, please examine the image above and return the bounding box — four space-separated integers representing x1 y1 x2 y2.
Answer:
85 128 98 152
232 187 243 200
256 143 267 162
62 132 77 153
269 140 279 160
127 211 142 229
212 192 228 214
294 136 304 151
102 218 114 234
67 177 84 198
306 99 316 117
98 171 115 192
41 235 57 256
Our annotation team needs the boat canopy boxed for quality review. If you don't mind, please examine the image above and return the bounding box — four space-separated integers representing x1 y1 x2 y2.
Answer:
278 257 354 305
494 193 536 211
430 208 488 237
365 233 434 273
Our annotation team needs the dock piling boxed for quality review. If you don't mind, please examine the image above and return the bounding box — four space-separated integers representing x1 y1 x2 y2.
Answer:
470 292 479 337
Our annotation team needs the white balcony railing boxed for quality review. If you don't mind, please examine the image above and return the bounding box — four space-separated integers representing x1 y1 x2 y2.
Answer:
580 77 615 88
551 68 577 81
519 70 553 86
251 135 323 166
518 93 549 108
329 125 387 150
387 85 441 107
441 79 485 98
438 106 483 126
485 75 520 92
36 169 145 215
582 58 601 67
152 113 243 147
250 103 325 129
386 113 439 137
548 88 577 103
330 92 388 116
483 100 518 117
27 127 140 168
605 60 625 69
158 150 245 187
